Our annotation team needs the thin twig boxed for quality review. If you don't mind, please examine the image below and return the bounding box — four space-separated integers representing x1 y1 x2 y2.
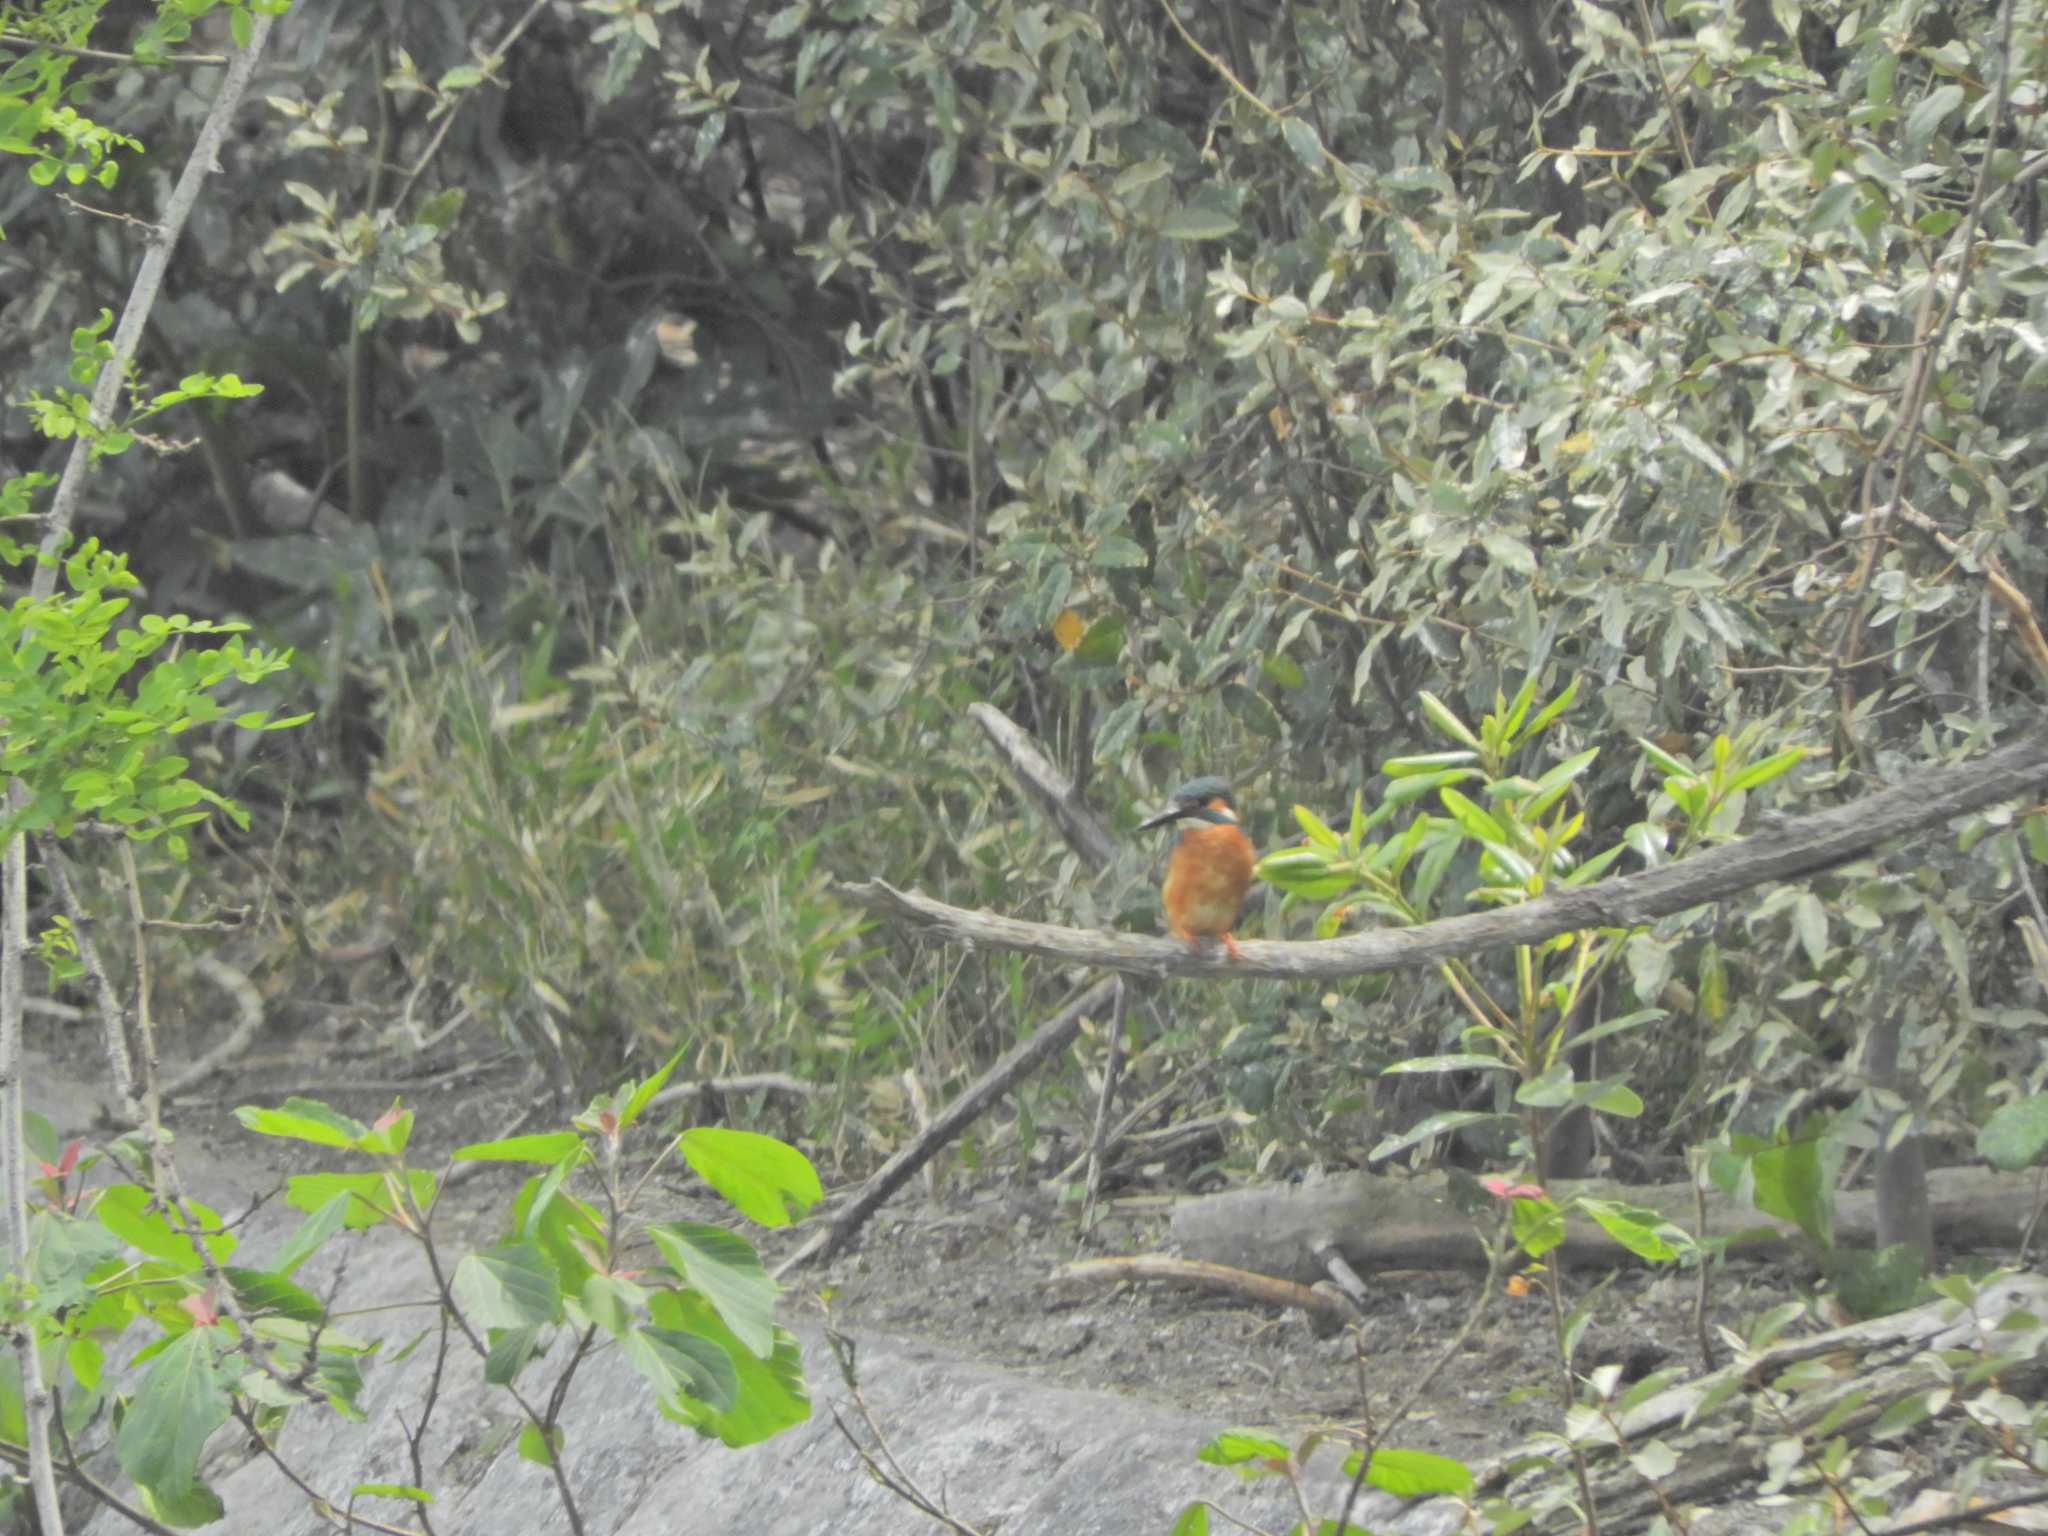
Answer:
35 15 276 578
0 31 225 66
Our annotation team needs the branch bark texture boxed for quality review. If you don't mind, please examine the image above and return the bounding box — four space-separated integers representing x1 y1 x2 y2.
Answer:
845 721 2048 979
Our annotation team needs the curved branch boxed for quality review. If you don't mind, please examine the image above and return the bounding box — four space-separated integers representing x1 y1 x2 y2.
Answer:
845 722 2048 980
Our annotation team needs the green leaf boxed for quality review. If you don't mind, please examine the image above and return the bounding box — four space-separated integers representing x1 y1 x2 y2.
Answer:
1438 787 1506 843
1222 682 1282 739
1381 1053 1512 1075
1352 1447 1475 1497
1416 692 1483 751
1161 206 1239 240
1788 891 1832 969
1280 116 1325 170
648 1221 778 1358
677 1128 822 1228
1977 1095 2048 1171
453 1132 586 1163
485 1325 545 1387
622 1323 740 1413
1196 1428 1292 1471
1903 83 1963 156
1074 613 1127 664
618 1049 687 1131
1740 1138 1832 1247
517 1422 560 1466
223 1267 326 1323
1261 652 1305 690
117 1330 228 1499
1521 677 1579 740
1580 1081 1644 1117
1828 1243 1925 1320
285 1171 436 1230
1577 1198 1686 1262
273 1195 352 1277
1635 737 1694 777
1382 751 1478 777
648 1290 809 1447
1367 1109 1505 1164
2023 812 2048 865
95 1184 205 1271
352 1484 434 1504
233 1098 370 1149
1092 534 1147 569
1727 746 1806 794
1292 804 1341 850
1511 1196 1566 1257
452 1243 562 1330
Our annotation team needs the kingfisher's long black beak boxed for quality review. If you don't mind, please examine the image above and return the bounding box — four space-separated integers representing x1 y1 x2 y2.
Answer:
1137 803 1190 831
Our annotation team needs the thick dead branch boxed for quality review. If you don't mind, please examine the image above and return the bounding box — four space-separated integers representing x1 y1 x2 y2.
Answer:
969 703 1120 873
845 721 2048 979
1169 1165 2038 1281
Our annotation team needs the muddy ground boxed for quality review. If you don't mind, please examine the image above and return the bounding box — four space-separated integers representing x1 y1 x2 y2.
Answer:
31 1006 1824 1489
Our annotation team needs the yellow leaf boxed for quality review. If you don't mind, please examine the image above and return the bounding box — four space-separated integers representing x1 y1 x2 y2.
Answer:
1052 609 1086 652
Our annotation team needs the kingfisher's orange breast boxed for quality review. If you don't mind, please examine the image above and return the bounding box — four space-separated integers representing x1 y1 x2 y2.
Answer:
1162 820 1255 938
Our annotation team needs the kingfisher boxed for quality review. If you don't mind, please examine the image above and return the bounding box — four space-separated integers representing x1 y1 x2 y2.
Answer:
1138 776 1255 960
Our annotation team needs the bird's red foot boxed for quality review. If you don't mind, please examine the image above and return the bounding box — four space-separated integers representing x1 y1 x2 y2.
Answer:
1222 932 1241 960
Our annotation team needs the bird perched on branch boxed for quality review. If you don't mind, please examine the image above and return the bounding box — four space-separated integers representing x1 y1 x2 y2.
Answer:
1138 776 1255 960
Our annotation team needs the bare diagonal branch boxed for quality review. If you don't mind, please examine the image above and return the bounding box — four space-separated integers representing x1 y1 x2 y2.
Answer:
846 722 2048 980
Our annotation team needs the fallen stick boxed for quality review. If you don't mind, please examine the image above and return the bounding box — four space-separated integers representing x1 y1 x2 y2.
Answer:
774 977 1122 1279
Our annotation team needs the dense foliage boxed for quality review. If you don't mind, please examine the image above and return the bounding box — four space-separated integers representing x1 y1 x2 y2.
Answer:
4 0 2044 1174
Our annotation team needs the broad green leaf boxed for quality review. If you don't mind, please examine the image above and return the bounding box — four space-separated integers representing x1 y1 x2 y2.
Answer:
1977 1095 2048 1171
96 1184 208 1270
622 1323 740 1413
648 1220 778 1358
1511 1196 1566 1257
2023 812 2048 865
1074 612 1127 663
286 1171 436 1230
648 1289 808 1447
517 1422 561 1466
223 1267 325 1323
677 1128 822 1228
234 1099 370 1149
485 1324 545 1387
117 1330 228 1499
1578 1198 1686 1262
1261 652 1305 690
1350 1446 1475 1497
452 1243 562 1330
